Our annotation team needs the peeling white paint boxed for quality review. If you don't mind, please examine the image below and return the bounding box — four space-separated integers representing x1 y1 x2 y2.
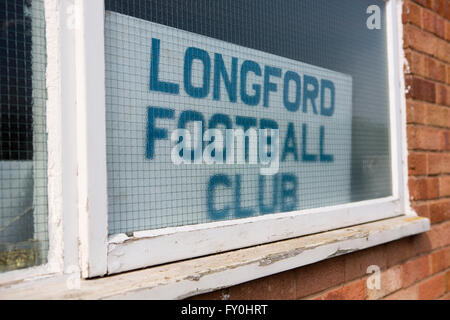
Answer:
395 0 415 217
75 0 109 278
106 198 405 275
0 216 430 299
45 0 65 275
45 0 81 276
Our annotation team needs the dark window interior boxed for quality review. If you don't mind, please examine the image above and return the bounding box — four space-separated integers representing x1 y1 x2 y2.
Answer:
0 0 33 161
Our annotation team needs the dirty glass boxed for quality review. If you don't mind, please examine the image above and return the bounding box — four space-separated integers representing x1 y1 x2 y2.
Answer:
104 0 391 235
0 0 48 273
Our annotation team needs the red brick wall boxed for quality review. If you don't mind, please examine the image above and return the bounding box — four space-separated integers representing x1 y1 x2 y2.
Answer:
193 0 450 300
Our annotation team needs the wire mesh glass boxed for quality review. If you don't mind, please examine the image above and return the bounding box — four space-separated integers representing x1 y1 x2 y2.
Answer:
0 0 48 273
105 0 392 235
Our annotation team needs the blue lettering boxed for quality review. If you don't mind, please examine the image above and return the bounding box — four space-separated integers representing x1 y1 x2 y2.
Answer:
149 39 179 94
260 119 278 158
320 126 334 162
209 114 232 159
302 123 318 162
234 175 255 218
282 122 299 162
263 66 282 107
240 60 262 106
320 79 335 117
302 75 319 114
259 175 279 214
213 54 238 102
178 111 206 161
281 174 298 212
283 71 301 112
235 116 257 162
207 174 231 220
184 47 211 98
146 107 175 159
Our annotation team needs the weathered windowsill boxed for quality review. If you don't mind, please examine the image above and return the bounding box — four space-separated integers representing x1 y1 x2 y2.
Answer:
0 215 429 300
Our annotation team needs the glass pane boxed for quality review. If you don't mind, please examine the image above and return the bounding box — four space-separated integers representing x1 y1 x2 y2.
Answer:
0 0 48 273
105 0 392 235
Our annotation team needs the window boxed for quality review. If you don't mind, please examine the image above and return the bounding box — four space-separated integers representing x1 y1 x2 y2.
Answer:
105 0 392 235
94 0 406 276
1 0 416 284
0 0 48 273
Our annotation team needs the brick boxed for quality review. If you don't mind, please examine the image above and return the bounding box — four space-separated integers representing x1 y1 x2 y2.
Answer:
441 130 450 150
408 126 441 150
442 222 450 246
426 105 450 128
440 292 450 300
429 199 450 223
428 153 441 175
435 15 445 38
428 221 450 249
385 237 416 267
410 233 433 255
405 51 427 77
402 255 430 287
322 279 366 300
406 100 428 124
226 271 296 300
294 256 345 298
408 177 439 200
426 58 446 82
406 76 436 102
435 83 448 106
445 247 450 269
367 266 403 300
442 153 450 173
403 0 423 26
435 38 450 64
412 202 430 219
448 65 450 84
430 249 447 274
404 25 437 56
433 0 447 18
384 285 418 300
446 20 450 41
344 246 387 281
408 152 428 175
446 271 450 292
439 175 450 197
422 9 436 33
418 273 445 299
428 225 443 249
414 0 434 10
421 8 446 38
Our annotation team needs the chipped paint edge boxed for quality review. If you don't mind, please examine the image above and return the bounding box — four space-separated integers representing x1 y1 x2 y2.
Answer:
387 0 414 214
75 0 109 278
0 0 78 285
0 216 430 299
107 199 403 275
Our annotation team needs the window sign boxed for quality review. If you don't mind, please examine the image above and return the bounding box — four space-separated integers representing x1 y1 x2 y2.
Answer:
105 12 352 234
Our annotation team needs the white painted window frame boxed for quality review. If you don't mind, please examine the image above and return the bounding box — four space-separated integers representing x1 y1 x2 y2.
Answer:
0 0 416 284
81 0 413 278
